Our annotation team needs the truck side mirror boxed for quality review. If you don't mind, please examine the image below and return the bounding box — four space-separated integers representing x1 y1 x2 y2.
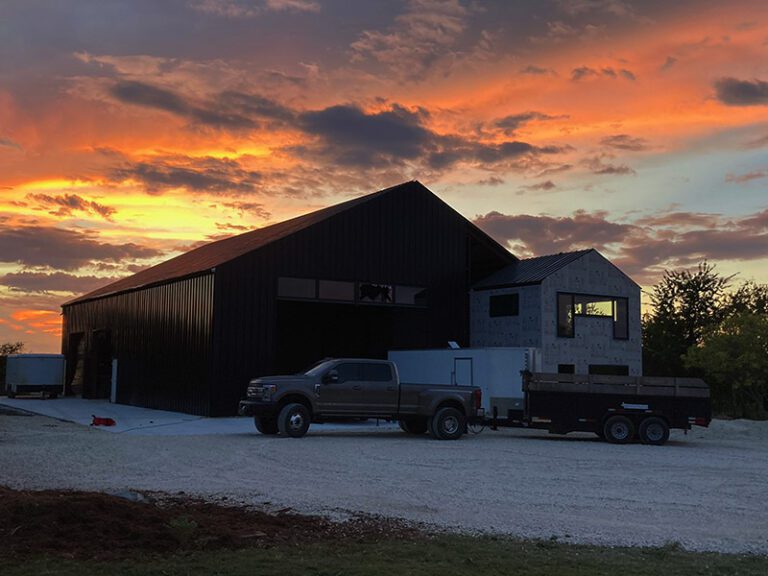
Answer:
323 369 339 384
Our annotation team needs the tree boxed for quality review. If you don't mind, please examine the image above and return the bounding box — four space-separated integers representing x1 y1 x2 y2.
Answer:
642 262 732 376
0 342 24 356
684 313 768 419
728 281 768 316
0 341 24 393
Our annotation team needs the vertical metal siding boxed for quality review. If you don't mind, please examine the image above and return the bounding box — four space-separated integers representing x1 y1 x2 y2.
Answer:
61 273 215 415
210 185 486 416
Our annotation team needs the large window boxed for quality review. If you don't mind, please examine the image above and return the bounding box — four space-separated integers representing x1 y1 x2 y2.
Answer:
278 277 426 307
557 293 628 339
489 293 519 317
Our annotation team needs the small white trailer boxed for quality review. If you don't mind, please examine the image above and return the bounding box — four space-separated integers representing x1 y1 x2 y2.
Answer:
388 347 540 421
5 354 65 398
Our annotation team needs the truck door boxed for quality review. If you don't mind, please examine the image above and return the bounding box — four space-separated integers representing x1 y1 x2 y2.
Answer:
317 362 362 414
360 362 398 415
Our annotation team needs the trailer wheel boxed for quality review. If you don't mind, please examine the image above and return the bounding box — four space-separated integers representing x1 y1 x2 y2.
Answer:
431 407 465 440
254 416 279 435
638 417 669 446
603 415 635 444
277 403 310 438
399 419 428 435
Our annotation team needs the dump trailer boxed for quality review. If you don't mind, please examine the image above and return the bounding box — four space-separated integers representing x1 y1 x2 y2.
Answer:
522 372 711 445
389 347 711 445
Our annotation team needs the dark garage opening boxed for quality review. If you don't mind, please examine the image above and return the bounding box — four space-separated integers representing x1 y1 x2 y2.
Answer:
275 301 429 374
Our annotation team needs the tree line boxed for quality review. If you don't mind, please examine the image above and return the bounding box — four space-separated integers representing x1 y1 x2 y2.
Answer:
643 262 768 419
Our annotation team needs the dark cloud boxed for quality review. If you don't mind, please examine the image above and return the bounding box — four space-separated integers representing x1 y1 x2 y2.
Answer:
110 81 293 130
110 156 261 194
474 210 632 257
473 208 768 284
298 103 568 171
299 104 433 167
220 201 271 219
528 180 556 191
0 137 22 150
0 227 161 271
584 156 636 175
520 65 552 75
26 193 116 220
600 134 649 151
215 222 250 232
477 176 505 186
660 56 677 71
495 111 567 135
714 77 768 106
0 272 122 294
571 66 635 81
557 0 636 17
725 169 768 184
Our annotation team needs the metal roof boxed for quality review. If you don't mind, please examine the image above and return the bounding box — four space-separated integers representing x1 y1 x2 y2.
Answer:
473 249 594 289
65 180 513 305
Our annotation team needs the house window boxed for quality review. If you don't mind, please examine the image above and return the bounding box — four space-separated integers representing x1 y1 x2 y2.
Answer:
558 364 575 374
557 293 574 337
557 293 628 339
489 294 519 317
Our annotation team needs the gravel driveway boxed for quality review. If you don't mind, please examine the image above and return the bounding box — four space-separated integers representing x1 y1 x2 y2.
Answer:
1 412 766 554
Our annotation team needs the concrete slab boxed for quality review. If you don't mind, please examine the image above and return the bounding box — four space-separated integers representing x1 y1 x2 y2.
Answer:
0 396 398 436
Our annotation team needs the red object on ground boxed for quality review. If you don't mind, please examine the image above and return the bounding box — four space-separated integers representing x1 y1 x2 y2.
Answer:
91 415 116 426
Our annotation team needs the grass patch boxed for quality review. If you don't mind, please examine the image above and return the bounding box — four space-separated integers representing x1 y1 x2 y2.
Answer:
2 536 766 576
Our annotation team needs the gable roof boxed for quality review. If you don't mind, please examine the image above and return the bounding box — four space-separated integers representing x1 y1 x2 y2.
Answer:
473 249 594 289
65 180 513 306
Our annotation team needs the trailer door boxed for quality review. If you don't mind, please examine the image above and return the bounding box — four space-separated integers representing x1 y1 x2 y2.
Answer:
453 357 473 387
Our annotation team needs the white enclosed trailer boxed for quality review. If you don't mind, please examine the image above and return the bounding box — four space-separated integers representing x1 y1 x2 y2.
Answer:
5 354 65 398
388 347 540 420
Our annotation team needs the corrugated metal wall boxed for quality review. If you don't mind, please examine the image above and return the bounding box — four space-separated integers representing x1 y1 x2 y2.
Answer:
209 184 499 415
62 273 215 415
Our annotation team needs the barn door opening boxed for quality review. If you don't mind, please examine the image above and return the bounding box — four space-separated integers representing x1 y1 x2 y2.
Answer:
84 329 112 399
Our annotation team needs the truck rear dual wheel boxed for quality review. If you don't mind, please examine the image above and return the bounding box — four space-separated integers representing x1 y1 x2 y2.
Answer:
277 403 311 438
603 415 635 444
430 407 465 440
254 416 279 435
638 417 670 446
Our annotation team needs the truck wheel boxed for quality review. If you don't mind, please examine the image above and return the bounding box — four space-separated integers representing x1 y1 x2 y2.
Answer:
638 417 669 445
399 419 428 435
254 416 279 435
277 403 310 438
603 415 635 444
431 407 465 440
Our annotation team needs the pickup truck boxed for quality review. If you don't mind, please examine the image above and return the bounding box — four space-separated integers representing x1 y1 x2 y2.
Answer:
238 358 483 440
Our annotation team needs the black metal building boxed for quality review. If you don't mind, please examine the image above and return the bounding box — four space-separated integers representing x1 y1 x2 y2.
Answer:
62 181 515 415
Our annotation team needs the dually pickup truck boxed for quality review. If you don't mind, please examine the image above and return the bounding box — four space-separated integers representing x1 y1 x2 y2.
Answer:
238 358 483 440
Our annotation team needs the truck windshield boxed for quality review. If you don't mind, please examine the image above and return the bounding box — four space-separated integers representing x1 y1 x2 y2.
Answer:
303 360 335 376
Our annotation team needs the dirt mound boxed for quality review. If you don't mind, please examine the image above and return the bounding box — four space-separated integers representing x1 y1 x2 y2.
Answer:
0 487 418 560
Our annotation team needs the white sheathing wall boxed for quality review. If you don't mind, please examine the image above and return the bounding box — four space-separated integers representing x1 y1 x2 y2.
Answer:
540 251 642 375
470 284 541 348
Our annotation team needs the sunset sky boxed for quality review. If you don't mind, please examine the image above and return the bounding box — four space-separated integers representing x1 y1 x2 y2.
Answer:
1 0 767 352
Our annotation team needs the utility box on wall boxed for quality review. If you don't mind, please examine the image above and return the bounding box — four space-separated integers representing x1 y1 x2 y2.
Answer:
5 354 65 398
